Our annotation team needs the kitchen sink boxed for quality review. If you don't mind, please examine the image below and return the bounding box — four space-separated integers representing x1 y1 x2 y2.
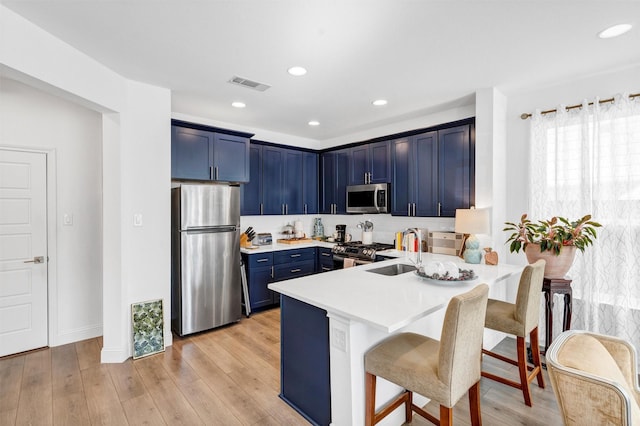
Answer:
366 263 416 276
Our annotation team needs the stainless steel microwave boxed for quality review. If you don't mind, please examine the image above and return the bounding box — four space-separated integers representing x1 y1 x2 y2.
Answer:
346 183 389 214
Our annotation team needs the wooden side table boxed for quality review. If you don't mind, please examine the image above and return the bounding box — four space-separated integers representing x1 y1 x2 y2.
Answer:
542 277 573 353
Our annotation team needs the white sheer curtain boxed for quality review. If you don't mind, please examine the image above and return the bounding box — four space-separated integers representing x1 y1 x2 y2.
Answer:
529 93 640 352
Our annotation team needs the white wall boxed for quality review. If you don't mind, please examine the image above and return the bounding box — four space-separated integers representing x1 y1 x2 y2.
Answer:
0 77 103 345
1 4 172 361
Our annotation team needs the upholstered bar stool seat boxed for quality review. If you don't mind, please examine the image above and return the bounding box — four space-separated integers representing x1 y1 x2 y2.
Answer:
482 259 546 407
364 284 489 426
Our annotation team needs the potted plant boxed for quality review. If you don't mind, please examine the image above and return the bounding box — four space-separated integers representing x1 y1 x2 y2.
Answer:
503 214 601 278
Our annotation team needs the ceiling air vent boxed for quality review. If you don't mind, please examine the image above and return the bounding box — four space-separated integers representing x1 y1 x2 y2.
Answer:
228 76 271 92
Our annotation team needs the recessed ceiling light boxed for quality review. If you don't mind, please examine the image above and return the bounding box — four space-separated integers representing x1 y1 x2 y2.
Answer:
308 120 320 126
598 23 632 39
372 99 388 106
288 66 307 76
231 101 246 108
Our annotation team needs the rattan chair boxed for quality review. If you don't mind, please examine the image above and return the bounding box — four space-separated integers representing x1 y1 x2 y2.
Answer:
546 330 640 425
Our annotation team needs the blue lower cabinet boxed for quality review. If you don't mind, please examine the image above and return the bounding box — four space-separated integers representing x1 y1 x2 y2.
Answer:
243 253 276 311
280 295 331 426
317 247 334 273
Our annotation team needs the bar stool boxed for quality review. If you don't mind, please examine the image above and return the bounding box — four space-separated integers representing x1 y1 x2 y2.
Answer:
481 259 546 406
364 284 489 426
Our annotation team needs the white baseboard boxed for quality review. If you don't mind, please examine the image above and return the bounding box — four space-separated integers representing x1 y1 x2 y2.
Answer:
51 324 103 347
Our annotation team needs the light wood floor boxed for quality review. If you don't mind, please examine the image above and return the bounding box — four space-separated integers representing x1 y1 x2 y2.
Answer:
0 308 562 425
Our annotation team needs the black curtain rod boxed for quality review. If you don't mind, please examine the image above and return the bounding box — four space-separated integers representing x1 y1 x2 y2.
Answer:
520 92 640 120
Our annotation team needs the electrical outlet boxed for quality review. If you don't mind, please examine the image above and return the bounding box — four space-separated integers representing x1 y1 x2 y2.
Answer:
63 213 73 226
133 213 143 227
331 327 347 352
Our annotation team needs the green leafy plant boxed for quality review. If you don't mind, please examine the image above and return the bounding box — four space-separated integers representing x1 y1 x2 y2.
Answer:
504 214 602 255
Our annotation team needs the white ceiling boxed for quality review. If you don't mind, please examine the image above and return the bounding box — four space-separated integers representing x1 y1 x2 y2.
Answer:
2 1 639 142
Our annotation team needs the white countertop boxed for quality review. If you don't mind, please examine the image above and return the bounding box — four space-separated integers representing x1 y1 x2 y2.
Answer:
268 253 523 333
241 240 335 254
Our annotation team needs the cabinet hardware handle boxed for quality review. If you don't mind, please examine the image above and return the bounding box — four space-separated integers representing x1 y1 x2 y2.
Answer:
304 204 307 214
321 253 331 257
215 167 219 180
257 258 269 262
322 267 331 271
271 266 274 278
438 202 441 216
286 204 288 215
210 166 213 180
407 203 411 216
260 203 263 215
413 203 416 216
290 254 301 258
290 268 301 273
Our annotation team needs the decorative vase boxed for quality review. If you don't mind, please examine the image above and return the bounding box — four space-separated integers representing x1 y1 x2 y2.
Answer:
524 244 577 279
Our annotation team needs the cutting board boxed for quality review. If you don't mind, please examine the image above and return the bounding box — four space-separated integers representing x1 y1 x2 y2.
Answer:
277 238 313 244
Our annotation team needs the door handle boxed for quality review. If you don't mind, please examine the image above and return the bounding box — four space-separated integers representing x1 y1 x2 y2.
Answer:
24 256 45 264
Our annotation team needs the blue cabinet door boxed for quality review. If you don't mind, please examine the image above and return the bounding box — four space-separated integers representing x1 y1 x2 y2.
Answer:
247 266 276 309
303 152 319 214
391 137 412 216
334 149 350 214
280 296 331 426
213 133 250 182
414 131 439 217
241 144 263 215
438 125 472 217
320 152 336 214
283 149 304 215
369 140 390 184
349 145 369 185
262 146 285 215
171 126 214 180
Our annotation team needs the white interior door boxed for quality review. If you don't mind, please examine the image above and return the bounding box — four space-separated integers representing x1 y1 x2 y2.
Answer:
0 149 48 357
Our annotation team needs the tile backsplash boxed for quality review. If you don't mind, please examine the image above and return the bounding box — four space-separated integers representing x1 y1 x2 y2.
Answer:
240 214 458 247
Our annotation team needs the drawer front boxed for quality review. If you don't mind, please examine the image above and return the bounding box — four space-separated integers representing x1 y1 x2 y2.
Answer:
274 260 315 281
274 248 316 265
317 247 334 272
247 252 274 269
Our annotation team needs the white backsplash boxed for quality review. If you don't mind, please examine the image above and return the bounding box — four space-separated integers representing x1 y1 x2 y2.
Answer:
240 213 459 246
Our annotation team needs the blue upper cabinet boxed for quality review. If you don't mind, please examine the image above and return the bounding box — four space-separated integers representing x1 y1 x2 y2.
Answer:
322 148 350 214
213 133 250 183
171 121 252 182
241 142 319 216
390 133 437 216
438 125 474 217
303 151 319 214
349 141 390 185
171 126 214 181
283 149 304 215
240 144 262 215
390 122 474 217
262 146 285 215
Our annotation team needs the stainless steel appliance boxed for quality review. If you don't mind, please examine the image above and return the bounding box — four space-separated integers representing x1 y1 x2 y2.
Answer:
335 224 347 243
171 184 241 336
331 241 394 269
346 183 390 214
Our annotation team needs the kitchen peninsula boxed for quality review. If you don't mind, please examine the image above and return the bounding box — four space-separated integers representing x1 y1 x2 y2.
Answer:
269 253 523 426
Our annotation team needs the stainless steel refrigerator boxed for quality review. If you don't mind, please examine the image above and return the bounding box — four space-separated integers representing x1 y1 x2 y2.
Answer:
171 183 241 336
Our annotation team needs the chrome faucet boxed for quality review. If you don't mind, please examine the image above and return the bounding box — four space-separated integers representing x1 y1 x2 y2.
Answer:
403 228 422 265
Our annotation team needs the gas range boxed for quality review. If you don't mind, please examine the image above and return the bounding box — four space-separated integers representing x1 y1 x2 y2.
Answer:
331 241 395 262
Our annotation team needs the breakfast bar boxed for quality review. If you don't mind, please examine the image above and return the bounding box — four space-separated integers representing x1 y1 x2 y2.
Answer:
269 253 523 425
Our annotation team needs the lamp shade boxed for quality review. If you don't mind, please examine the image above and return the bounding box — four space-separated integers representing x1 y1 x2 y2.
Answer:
454 208 489 234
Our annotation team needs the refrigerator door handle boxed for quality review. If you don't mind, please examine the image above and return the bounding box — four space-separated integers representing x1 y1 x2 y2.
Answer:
182 225 238 233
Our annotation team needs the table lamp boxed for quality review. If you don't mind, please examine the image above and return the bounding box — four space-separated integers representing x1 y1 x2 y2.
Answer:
455 207 489 264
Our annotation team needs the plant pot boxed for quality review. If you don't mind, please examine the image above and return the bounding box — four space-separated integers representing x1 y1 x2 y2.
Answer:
524 244 577 279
